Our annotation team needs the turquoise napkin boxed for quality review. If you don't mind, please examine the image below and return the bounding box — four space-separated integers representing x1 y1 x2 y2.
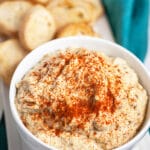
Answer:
102 0 149 61
0 116 8 150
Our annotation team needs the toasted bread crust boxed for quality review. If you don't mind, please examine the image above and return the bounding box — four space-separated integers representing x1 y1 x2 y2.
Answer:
57 23 98 38
0 1 32 36
0 33 8 42
19 5 56 51
32 0 49 4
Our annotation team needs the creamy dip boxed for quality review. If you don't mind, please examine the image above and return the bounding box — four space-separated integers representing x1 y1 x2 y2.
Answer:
15 48 148 150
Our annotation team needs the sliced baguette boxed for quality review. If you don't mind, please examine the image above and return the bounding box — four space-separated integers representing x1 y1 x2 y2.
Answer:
46 0 93 30
82 0 104 22
46 0 101 30
0 39 27 84
19 5 56 51
0 1 32 36
57 23 98 38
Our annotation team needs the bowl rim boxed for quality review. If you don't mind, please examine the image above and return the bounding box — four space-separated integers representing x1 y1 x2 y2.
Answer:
9 36 150 150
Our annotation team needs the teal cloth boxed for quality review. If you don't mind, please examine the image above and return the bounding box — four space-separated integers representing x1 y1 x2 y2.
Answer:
0 115 8 150
102 0 149 61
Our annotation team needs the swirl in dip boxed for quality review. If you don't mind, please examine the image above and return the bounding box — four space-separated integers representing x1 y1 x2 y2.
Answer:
15 48 148 150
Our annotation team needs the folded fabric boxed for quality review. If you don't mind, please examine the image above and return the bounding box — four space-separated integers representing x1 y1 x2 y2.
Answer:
102 0 149 61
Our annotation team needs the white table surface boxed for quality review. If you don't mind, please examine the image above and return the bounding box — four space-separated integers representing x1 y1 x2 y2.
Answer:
0 15 150 150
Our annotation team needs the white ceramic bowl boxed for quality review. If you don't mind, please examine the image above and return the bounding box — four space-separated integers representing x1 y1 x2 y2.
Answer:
9 37 150 150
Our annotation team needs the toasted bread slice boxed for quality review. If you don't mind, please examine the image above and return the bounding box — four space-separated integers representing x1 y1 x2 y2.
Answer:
0 1 32 36
19 5 56 51
82 0 104 22
46 0 95 30
32 0 49 4
57 23 99 38
0 39 27 84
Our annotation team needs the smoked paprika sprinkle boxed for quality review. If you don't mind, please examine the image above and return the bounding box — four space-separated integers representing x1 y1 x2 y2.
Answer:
17 48 120 134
